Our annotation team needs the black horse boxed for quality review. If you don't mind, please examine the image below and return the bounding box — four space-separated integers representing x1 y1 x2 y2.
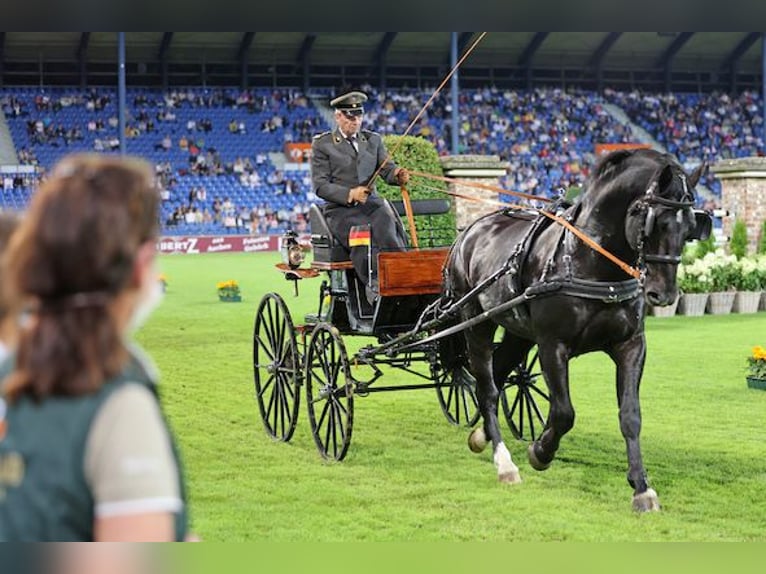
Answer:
444 148 710 511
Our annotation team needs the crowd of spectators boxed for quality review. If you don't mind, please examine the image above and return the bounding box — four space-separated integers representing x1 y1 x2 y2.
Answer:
3 85 765 233
603 88 764 200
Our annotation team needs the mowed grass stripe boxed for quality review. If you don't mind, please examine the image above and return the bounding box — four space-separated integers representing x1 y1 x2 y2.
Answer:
136 252 766 541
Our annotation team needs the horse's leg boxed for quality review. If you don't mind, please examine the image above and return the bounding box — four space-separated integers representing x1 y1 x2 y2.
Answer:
468 331 529 455
609 333 661 512
492 332 533 392
465 322 521 484
528 341 574 471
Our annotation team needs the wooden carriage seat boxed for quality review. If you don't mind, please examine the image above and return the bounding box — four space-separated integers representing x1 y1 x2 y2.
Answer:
309 199 452 284
389 198 451 217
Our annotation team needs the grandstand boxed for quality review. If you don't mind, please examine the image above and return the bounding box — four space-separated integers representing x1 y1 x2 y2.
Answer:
0 33 764 238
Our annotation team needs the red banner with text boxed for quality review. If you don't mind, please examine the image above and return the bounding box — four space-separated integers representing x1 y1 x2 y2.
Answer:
158 234 312 255
284 142 312 163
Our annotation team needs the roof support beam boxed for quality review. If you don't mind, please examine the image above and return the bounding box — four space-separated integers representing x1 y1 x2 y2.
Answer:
655 32 694 92
587 32 621 68
158 33 173 90
587 32 621 91
237 32 255 61
238 32 255 89
518 32 548 68
77 32 90 88
721 32 760 93
445 32 475 66
297 33 316 65
375 32 397 90
517 32 548 89
0 32 6 86
297 34 316 93
157 32 173 60
721 32 760 70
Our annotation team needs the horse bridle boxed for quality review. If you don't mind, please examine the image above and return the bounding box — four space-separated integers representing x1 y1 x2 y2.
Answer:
631 176 697 268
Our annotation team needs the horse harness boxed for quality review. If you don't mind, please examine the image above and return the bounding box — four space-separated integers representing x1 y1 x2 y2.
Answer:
400 178 711 351
410 201 641 351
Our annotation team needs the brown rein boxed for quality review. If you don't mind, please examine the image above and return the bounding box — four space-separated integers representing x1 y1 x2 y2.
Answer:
413 177 642 280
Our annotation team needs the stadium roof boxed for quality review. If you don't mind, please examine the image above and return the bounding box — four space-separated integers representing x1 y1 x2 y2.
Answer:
1 32 763 91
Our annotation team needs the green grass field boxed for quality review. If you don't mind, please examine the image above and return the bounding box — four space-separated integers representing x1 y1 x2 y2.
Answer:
138 252 766 541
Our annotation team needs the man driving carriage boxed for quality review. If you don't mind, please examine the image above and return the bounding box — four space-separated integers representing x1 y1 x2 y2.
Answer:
310 89 410 302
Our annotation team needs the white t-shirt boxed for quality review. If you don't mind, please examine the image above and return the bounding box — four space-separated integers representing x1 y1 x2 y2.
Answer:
84 384 182 518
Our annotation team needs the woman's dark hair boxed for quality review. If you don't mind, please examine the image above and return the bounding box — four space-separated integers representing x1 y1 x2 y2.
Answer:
4 154 159 400
0 212 21 321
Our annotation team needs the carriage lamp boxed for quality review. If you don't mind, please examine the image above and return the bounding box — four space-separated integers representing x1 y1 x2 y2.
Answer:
281 229 305 270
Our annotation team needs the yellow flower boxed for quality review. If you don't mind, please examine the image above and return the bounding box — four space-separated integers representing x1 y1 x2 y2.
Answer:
217 279 240 296
747 345 766 378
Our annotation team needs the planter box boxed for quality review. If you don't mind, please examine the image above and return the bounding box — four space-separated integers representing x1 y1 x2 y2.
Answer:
733 291 761 314
219 294 242 302
650 295 679 318
678 293 708 316
706 291 735 315
746 376 766 391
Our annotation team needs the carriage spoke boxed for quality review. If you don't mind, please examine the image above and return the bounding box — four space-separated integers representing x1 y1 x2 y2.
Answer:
324 402 334 456
528 382 549 401
330 400 339 458
316 397 331 431
277 375 293 433
524 386 536 440
254 334 276 361
267 379 279 432
281 375 296 400
462 386 476 425
509 386 522 419
528 388 548 425
257 373 275 398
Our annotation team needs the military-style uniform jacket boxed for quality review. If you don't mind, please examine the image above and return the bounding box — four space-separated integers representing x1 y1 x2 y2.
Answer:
310 128 400 214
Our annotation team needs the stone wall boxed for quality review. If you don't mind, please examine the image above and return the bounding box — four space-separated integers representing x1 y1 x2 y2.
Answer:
710 158 766 254
439 155 509 231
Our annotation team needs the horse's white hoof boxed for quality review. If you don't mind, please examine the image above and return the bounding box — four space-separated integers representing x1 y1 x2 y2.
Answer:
498 469 522 484
632 488 661 512
527 443 551 471
468 427 488 453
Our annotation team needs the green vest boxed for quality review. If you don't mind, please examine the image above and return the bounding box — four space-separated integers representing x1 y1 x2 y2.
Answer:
0 351 188 541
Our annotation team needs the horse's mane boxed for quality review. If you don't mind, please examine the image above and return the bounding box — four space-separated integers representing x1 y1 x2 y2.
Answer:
582 148 681 201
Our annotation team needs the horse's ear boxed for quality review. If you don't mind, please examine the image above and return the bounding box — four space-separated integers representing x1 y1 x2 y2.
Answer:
594 149 633 179
688 162 706 188
657 164 674 193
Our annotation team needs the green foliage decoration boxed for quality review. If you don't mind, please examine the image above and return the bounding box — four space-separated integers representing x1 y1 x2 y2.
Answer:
757 220 766 255
694 232 716 260
378 135 456 246
729 219 748 259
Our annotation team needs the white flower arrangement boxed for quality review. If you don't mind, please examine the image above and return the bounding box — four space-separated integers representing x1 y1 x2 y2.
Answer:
678 251 766 294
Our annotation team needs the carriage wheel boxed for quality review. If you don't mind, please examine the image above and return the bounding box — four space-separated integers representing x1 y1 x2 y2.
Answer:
435 364 481 427
500 348 549 442
305 323 354 461
253 293 301 442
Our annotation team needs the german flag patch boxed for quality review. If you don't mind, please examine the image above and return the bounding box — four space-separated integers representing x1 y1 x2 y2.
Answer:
349 226 371 247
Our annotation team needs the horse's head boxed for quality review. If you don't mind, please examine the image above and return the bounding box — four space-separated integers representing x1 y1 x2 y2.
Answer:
622 155 712 306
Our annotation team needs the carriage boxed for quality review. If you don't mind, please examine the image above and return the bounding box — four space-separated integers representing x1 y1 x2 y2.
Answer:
253 149 713 510
253 197 549 461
